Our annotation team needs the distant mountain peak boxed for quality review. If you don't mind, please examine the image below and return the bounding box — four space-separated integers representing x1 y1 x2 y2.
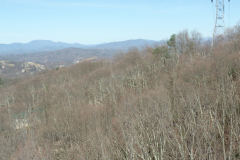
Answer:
0 39 162 55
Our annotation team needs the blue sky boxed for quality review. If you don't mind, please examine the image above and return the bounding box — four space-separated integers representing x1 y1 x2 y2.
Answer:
0 0 240 44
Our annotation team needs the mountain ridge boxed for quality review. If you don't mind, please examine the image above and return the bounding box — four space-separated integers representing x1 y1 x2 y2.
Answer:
0 39 163 55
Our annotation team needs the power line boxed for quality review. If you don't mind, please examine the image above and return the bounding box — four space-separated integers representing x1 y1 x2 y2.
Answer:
228 1 230 27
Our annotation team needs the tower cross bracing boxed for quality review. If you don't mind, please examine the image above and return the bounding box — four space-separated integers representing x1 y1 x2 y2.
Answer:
211 0 230 47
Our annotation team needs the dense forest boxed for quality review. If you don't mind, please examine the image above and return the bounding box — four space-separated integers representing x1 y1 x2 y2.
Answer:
0 21 240 159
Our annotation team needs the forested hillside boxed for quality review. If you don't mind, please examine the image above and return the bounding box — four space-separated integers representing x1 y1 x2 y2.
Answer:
0 22 240 159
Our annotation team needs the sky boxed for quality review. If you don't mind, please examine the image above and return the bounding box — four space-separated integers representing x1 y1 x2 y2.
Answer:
0 0 240 44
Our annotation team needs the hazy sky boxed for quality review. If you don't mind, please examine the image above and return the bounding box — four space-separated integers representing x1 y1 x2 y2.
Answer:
0 0 240 44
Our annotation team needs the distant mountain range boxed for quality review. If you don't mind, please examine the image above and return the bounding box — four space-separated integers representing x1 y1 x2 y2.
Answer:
0 39 164 55
93 39 163 50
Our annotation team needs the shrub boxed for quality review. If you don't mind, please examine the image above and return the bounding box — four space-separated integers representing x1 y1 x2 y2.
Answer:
152 46 170 58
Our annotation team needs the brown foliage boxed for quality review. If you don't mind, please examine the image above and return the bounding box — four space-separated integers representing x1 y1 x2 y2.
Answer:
1 24 240 159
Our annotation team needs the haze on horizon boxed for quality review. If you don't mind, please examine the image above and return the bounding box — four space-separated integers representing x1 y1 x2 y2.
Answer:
0 0 240 44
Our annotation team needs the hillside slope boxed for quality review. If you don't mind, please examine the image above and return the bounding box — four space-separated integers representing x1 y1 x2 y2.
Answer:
0 24 240 159
0 47 119 65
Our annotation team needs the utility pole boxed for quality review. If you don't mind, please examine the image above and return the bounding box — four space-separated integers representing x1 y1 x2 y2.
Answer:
211 0 230 48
